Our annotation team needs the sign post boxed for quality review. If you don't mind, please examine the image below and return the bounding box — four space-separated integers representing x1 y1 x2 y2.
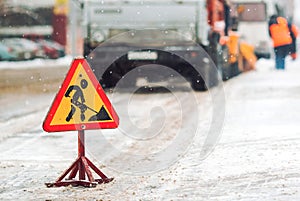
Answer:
43 58 119 187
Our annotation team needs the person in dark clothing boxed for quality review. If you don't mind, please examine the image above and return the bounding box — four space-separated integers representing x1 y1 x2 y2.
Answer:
268 15 292 70
287 21 298 60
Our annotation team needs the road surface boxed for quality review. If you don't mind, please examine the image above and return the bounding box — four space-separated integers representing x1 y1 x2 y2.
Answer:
0 58 299 200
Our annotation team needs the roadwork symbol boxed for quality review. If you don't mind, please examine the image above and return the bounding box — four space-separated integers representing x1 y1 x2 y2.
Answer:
43 58 119 132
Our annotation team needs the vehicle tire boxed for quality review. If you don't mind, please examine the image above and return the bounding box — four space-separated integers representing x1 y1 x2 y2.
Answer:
219 45 232 81
100 73 119 89
101 70 137 89
222 65 232 81
231 61 240 77
118 72 137 88
190 77 206 91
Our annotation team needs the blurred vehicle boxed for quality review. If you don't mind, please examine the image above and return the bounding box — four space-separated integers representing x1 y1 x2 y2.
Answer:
34 39 66 59
1 38 28 60
1 38 44 60
18 38 45 59
41 39 65 58
23 34 66 59
0 42 17 61
35 39 59 59
83 0 255 90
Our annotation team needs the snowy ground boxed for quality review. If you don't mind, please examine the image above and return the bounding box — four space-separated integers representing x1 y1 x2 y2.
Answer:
0 56 299 201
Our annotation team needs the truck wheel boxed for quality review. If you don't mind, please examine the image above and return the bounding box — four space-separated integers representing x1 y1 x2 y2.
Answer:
190 78 206 91
103 72 137 89
220 45 231 81
231 62 240 77
118 76 137 88
222 64 232 81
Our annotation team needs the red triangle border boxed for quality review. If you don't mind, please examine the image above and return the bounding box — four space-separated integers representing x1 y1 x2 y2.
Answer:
43 58 119 132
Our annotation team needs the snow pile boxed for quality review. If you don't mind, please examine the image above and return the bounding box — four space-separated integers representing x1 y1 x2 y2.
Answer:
255 56 300 72
0 55 73 70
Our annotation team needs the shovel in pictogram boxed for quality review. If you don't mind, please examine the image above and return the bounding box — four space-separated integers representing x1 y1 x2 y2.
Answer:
72 99 112 122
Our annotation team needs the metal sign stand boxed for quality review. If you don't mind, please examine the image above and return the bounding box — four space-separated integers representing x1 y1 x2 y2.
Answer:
45 130 113 188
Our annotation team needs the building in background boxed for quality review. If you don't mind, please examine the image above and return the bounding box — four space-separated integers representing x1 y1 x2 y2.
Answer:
0 0 83 56
52 0 68 47
0 1 53 38
4 0 53 8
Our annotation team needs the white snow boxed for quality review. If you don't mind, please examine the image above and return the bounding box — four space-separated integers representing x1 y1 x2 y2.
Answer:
0 53 300 200
0 56 73 70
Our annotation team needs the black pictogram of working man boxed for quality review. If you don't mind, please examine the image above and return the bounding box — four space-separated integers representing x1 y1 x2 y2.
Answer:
65 79 88 122
64 77 112 122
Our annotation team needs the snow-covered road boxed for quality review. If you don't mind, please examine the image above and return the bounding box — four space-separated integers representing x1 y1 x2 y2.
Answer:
0 58 299 200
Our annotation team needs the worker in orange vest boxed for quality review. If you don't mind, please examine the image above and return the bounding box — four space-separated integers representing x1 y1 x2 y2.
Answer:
268 15 293 70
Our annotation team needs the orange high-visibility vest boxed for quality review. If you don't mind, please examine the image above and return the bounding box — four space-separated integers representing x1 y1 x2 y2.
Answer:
269 17 292 47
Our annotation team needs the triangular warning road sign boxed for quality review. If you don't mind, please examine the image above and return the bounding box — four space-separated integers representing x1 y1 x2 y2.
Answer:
43 58 119 132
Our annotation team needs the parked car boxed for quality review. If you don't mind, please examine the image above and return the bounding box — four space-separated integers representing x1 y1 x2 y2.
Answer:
34 39 65 59
1 38 26 60
1 38 44 60
0 42 17 61
18 38 45 59
41 39 65 58
35 39 59 59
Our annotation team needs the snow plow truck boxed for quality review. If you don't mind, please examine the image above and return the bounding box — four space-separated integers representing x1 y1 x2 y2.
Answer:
82 0 257 91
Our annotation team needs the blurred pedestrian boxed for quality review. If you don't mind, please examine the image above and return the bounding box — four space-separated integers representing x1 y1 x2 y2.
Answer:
268 15 292 70
287 21 299 60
